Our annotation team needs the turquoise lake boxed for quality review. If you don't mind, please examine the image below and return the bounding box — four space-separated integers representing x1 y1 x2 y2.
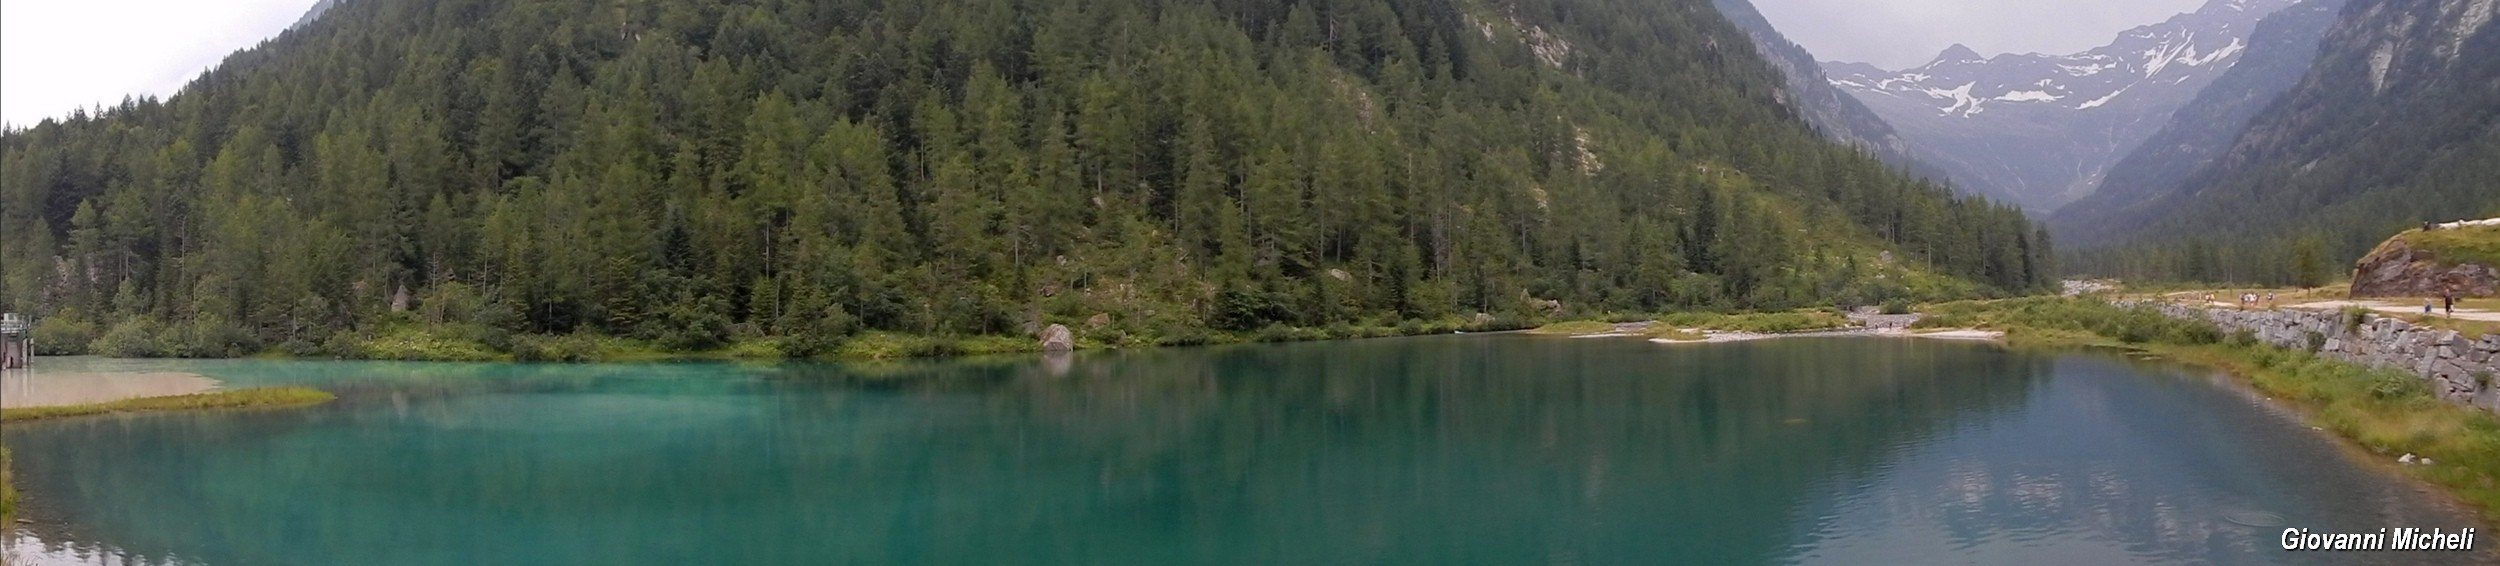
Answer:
2 335 2490 564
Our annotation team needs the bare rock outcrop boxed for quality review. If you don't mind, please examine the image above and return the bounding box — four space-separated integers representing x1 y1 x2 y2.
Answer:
1039 324 1075 353
2349 237 2500 298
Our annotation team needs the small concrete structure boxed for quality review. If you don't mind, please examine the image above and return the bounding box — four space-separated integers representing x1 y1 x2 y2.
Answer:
1 312 28 369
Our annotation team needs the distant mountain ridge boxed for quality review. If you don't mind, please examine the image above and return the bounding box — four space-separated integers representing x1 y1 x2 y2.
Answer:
1823 0 2295 210
2053 0 2348 245
1709 0 1929 177
2060 0 2500 282
293 0 339 29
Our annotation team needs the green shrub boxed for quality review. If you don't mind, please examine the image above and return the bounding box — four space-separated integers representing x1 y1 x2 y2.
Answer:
1211 286 1293 331
352 325 505 361
2371 372 2428 400
31 312 100 355
509 333 623 362
92 318 170 357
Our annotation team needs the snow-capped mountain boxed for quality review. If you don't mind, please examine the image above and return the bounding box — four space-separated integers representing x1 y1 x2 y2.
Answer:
2053 0 2348 246
1822 0 2296 211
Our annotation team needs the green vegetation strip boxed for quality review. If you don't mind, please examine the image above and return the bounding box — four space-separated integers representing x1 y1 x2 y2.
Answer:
1 447 15 524
1528 321 1622 335
1655 311 1856 334
1533 310 1860 338
2401 224 2500 269
1925 297 2500 520
1 387 336 423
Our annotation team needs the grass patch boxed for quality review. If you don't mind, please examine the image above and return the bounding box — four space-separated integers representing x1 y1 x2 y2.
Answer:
1655 310 1855 334
2386 313 2500 338
1530 321 1621 336
1 447 14 524
1915 297 2220 347
1648 328 1708 341
2399 224 2500 269
1 387 335 423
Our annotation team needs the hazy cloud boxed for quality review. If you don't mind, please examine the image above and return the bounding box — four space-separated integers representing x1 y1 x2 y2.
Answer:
1751 0 2211 70
3 0 318 128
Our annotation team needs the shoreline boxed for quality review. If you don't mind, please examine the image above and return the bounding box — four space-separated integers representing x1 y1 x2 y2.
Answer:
1921 295 2500 526
2144 343 2500 533
1639 327 2007 345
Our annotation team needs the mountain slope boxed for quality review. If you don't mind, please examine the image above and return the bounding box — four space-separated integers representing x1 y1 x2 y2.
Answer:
1708 0 1923 172
293 0 339 28
1825 0 2295 210
0 0 2046 355
2052 0 2348 245
2066 0 2500 283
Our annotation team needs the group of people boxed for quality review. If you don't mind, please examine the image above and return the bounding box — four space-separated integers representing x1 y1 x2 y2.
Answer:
2426 295 2460 316
2209 292 2278 310
2192 290 2471 317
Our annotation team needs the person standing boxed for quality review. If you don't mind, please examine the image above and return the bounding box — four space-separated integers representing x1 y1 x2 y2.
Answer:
2444 295 2456 316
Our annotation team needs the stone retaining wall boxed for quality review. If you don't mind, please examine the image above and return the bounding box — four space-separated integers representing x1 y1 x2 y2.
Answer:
2129 301 2500 413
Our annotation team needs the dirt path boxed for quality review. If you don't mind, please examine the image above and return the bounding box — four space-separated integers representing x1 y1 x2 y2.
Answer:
2286 299 2500 322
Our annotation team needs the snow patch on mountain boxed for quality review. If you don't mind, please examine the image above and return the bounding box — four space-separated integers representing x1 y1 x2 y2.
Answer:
1827 0 2286 116
2445 0 2497 59
1996 90 2063 102
2078 85 2133 109
1925 82 1985 115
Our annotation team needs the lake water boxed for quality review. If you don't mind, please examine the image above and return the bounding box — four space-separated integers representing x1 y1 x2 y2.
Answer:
3 336 2490 565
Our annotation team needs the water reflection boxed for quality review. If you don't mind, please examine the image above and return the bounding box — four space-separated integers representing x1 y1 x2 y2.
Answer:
6 531 203 566
1 336 2487 564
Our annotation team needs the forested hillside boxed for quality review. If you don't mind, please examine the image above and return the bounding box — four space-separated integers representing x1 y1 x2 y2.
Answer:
2064 0 2500 284
0 0 2046 358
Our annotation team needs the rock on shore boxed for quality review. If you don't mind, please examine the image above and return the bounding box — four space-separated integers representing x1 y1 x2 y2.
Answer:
2350 232 2499 299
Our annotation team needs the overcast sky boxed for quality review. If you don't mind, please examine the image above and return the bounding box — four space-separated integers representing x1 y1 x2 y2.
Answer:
1752 0 2211 69
3 0 317 128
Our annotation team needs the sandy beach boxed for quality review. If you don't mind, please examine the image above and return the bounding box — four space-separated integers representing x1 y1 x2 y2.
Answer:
1 370 222 409
1907 329 2007 341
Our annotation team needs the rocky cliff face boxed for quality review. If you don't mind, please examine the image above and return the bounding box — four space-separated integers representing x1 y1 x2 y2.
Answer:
2350 236 2500 298
1710 0 1934 178
1823 0 2295 210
